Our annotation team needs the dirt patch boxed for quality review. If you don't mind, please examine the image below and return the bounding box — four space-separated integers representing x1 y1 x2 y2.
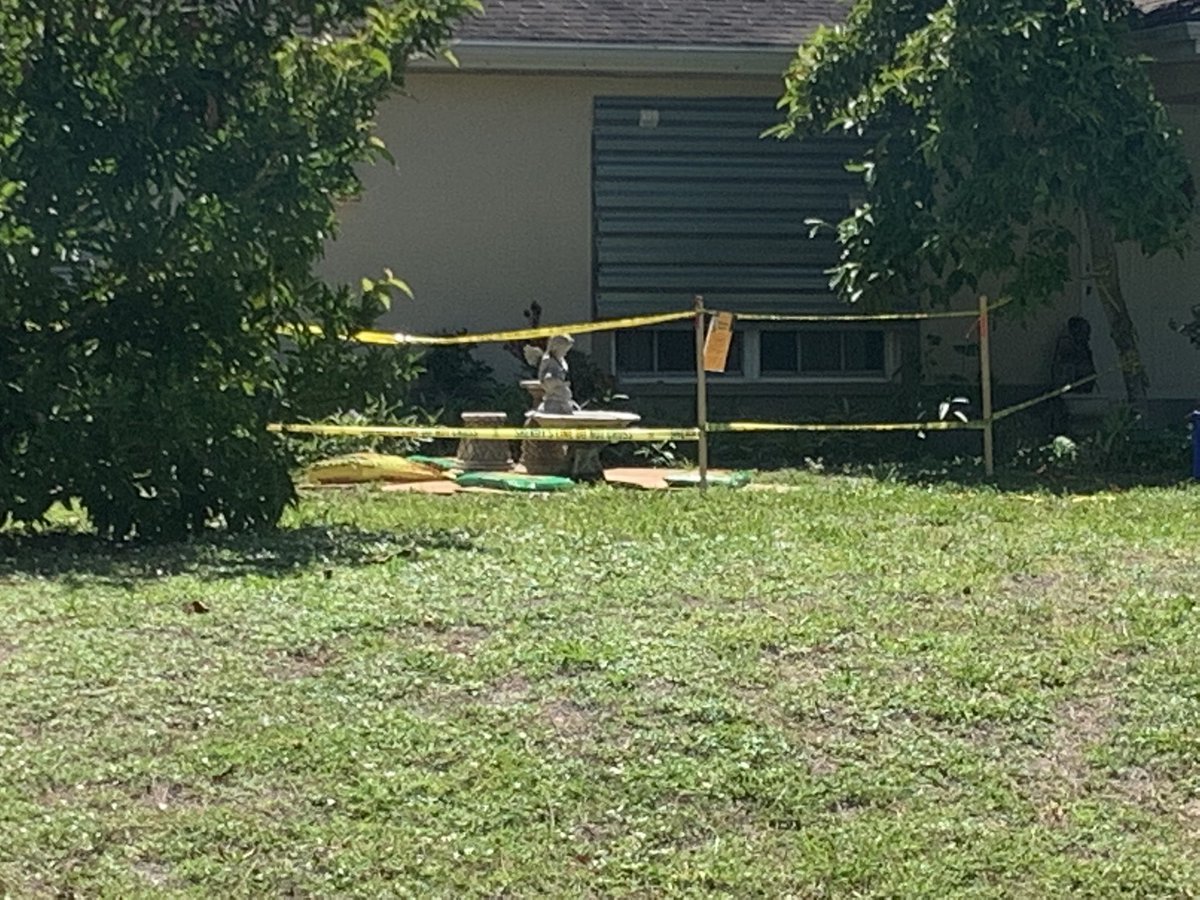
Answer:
480 673 532 707
38 783 82 808
1111 765 1170 811
761 644 840 687
569 818 623 865
0 640 17 665
400 622 491 657
641 676 682 701
807 752 840 778
1024 687 1117 823
1083 763 1200 830
133 860 173 888
438 625 489 657
1005 572 1064 595
1177 796 1200 829
141 779 205 811
38 778 202 815
125 623 197 638
265 643 339 680
544 698 603 741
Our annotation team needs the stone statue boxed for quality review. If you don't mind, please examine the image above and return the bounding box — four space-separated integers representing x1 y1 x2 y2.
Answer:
517 330 642 477
535 333 577 414
1050 316 1097 392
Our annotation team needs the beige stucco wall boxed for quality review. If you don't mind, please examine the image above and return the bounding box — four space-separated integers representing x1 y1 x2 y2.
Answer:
319 70 784 364
321 66 1200 402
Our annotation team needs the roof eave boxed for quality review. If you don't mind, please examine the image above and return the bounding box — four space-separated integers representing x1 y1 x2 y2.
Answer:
411 40 798 76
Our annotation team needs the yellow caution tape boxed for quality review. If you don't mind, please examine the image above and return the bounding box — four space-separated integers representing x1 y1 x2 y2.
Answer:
991 372 1102 422
732 297 1012 323
279 324 401 345
273 419 984 441
281 299 1014 348
281 310 696 348
269 423 701 443
708 419 986 433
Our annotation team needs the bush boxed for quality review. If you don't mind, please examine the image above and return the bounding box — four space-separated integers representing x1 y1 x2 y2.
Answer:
0 1 477 539
409 344 517 424
1009 405 1191 478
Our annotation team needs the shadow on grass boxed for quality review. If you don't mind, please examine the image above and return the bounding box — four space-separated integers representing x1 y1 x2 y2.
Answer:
752 456 1194 495
0 524 478 584
836 461 1190 495
711 409 1196 495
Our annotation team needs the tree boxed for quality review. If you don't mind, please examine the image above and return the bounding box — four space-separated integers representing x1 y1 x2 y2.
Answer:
775 0 1195 413
0 0 478 539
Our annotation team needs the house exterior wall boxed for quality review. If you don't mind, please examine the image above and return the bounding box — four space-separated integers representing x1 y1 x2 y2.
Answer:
321 64 1200 412
319 70 784 362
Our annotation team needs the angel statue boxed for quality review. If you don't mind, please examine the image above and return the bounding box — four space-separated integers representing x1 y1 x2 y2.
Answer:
522 333 577 414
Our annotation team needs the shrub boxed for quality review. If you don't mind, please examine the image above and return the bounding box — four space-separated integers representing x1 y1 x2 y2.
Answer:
0 1 478 539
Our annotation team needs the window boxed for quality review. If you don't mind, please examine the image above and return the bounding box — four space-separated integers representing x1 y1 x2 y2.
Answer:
615 329 744 376
760 329 886 377
657 331 694 373
800 331 843 373
615 330 654 373
842 330 886 373
760 331 798 374
615 326 889 381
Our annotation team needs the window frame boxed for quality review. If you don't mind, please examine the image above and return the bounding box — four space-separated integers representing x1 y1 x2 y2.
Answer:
613 327 746 379
613 324 896 384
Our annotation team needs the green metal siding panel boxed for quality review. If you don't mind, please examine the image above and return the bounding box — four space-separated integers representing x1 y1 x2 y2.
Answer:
592 96 862 316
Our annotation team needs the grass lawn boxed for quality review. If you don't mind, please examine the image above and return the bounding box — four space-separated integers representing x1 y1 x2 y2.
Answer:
3 474 1200 896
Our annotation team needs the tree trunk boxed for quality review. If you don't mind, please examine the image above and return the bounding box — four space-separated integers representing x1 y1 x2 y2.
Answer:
1084 204 1150 420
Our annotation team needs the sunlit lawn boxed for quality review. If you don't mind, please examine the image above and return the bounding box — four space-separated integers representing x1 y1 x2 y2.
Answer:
3 474 1200 896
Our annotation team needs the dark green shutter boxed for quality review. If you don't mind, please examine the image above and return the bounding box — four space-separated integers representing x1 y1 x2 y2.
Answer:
592 96 862 317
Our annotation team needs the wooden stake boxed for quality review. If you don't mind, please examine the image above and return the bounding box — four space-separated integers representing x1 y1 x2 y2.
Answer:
694 295 709 492
979 294 995 477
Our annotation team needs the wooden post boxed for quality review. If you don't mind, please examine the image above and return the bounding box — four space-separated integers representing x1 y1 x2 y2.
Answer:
694 295 709 492
979 294 995 477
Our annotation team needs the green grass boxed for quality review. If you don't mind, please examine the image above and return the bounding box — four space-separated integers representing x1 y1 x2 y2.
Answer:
3 475 1200 897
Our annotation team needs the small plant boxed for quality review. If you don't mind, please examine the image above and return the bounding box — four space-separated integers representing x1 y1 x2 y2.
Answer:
1013 434 1079 474
916 394 972 440
1088 404 1141 468
279 338 426 425
630 440 689 468
1009 403 1189 479
567 349 626 410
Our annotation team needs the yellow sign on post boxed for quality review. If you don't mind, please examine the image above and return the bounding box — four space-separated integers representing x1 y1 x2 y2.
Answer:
703 312 735 372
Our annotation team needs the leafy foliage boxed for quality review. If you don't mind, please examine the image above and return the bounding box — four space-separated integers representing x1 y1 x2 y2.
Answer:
775 0 1194 311
0 0 478 539
409 343 516 423
278 297 432 465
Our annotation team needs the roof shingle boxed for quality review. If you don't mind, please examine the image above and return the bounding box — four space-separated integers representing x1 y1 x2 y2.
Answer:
455 0 850 48
455 0 1199 49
